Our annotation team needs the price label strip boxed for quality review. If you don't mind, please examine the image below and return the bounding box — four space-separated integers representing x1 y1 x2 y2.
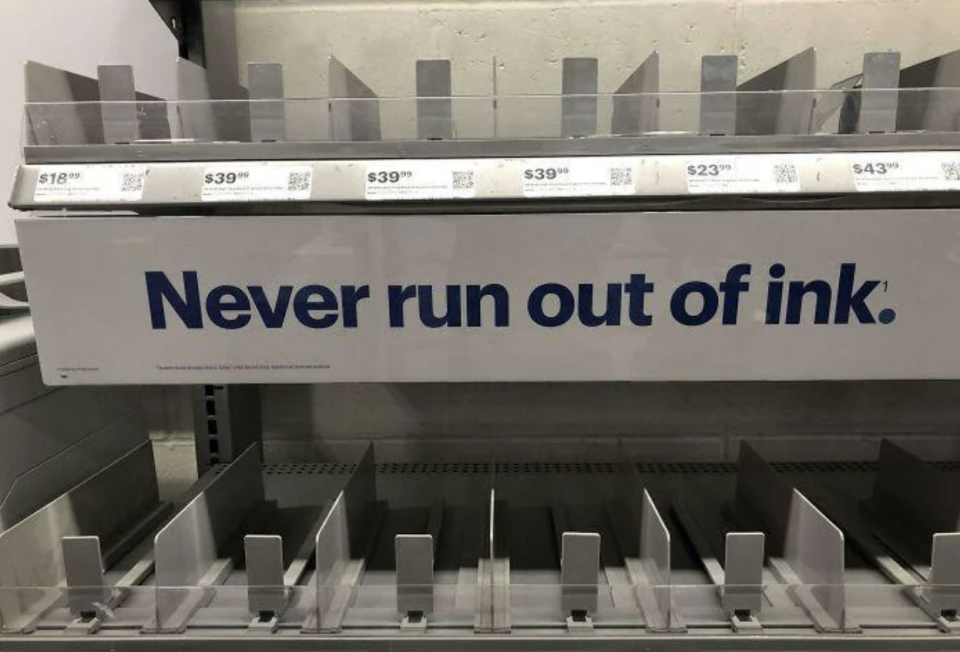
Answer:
521 158 635 198
34 165 148 203
364 162 476 201
201 165 313 202
684 156 801 194
850 154 960 192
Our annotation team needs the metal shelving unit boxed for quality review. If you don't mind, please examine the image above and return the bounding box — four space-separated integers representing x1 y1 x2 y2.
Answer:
7 46 960 649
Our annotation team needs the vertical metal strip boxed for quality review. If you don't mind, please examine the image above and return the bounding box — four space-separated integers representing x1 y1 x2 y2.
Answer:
245 535 287 617
700 55 738 135
859 52 901 133
98 65 139 144
416 60 453 140
562 58 599 137
248 63 286 142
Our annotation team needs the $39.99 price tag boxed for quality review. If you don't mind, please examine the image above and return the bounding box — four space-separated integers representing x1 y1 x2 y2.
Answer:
201 165 313 202
34 165 148 203
521 158 635 198
684 156 800 194
364 162 476 201
850 154 960 192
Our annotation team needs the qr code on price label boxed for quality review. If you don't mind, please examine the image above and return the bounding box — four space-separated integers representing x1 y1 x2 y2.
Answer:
609 167 633 187
287 171 312 192
452 170 475 190
942 162 960 181
774 164 798 184
121 172 146 193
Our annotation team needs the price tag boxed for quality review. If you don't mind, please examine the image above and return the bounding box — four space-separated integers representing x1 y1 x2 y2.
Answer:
684 156 801 194
34 165 147 203
364 161 476 200
521 158 635 198
201 165 313 202
850 154 960 192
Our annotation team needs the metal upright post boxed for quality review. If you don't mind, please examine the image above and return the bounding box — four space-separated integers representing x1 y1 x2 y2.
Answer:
192 385 262 472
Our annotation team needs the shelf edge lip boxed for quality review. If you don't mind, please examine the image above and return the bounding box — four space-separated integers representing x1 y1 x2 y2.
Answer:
23 132 960 165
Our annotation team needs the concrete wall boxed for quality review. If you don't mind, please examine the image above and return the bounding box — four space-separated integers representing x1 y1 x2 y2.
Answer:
231 0 960 97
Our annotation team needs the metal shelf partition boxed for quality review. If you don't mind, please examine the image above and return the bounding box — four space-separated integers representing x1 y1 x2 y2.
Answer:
0 441 957 647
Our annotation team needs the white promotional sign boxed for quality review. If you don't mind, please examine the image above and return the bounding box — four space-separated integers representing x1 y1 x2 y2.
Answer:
201 165 313 202
521 158 635 197
850 153 960 192
16 209 960 385
33 165 147 203
684 156 801 194
365 161 476 200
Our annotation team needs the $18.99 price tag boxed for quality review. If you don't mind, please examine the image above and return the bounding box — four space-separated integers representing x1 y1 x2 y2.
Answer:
34 165 147 203
521 158 635 198
850 154 960 192
201 165 313 202
364 162 476 201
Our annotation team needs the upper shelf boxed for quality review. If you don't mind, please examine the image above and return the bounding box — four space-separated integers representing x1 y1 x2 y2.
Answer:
20 49 960 160
13 49 960 208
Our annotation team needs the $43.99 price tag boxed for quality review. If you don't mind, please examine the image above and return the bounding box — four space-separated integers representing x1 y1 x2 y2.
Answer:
684 156 800 194
34 165 148 203
364 162 476 201
521 158 635 198
850 154 960 192
201 165 313 202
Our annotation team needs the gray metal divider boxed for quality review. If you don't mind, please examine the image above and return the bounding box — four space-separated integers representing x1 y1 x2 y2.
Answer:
735 442 855 633
147 443 264 634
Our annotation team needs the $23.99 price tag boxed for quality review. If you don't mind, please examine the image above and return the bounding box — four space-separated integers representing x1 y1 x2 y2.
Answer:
521 158 635 198
850 154 960 192
34 165 148 203
201 165 313 202
364 161 476 201
684 156 800 194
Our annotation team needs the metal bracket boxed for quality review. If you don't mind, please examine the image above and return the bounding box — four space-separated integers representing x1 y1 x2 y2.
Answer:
245 535 289 630
561 532 600 624
62 536 109 621
396 534 434 625
723 532 765 632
